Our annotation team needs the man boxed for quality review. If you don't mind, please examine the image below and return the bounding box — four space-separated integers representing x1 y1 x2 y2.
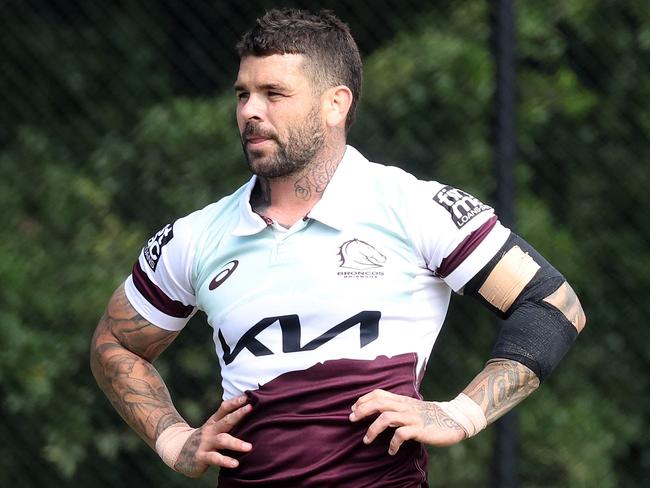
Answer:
90 8 586 487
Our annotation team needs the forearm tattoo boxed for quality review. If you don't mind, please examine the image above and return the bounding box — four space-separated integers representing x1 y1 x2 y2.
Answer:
463 360 540 423
90 284 183 446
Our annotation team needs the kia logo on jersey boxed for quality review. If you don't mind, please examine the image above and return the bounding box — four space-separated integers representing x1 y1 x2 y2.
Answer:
218 311 381 365
209 260 239 290
337 239 386 270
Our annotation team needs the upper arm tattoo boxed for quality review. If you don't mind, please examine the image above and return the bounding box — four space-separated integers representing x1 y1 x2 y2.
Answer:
102 283 179 362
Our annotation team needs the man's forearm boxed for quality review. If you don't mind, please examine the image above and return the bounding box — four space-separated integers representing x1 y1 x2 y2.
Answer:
90 285 185 448
91 340 185 447
462 359 540 423
348 358 541 451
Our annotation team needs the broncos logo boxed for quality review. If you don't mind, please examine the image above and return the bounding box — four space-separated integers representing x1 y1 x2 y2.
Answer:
338 239 387 270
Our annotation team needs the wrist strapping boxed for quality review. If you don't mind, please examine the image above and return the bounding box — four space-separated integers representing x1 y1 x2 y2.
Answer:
155 422 196 470
433 393 487 438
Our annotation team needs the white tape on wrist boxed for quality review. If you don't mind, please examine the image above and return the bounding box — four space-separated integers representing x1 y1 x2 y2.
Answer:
433 393 487 438
155 422 196 470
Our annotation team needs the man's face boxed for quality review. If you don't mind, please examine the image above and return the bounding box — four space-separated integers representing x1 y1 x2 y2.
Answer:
234 54 326 178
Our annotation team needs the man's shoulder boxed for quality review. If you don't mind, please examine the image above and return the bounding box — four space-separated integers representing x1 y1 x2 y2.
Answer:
345 147 437 188
355 154 446 203
365 160 419 186
173 180 250 237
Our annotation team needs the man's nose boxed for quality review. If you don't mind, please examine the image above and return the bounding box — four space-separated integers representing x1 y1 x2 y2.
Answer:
239 94 265 121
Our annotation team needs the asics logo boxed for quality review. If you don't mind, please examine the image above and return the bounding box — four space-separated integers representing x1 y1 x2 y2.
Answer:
209 260 239 290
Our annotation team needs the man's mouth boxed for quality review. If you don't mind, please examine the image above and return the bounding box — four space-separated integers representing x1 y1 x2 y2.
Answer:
246 135 274 147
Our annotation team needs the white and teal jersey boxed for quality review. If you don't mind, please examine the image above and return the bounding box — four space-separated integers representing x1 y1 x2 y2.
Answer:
125 146 509 400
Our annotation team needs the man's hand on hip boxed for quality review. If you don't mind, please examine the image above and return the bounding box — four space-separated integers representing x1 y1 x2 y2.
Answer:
349 389 482 455
157 395 253 477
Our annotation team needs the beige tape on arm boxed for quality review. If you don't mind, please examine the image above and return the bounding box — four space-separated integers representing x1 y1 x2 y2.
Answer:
433 393 487 438
543 281 587 332
479 245 540 312
155 422 196 470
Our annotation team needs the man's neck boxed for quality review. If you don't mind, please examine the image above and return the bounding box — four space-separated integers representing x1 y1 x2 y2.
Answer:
251 144 346 227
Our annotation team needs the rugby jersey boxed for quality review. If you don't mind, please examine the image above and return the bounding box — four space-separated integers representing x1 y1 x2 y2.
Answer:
125 145 510 487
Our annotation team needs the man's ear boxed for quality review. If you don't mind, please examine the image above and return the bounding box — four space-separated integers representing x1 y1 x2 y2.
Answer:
323 85 353 129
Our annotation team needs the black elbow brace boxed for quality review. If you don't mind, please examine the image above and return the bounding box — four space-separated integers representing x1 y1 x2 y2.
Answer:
464 233 578 382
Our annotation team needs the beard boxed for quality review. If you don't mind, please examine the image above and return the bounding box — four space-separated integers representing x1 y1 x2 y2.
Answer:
241 105 326 179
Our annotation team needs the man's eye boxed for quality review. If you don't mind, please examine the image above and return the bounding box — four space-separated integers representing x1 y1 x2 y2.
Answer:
268 91 283 98
237 92 249 101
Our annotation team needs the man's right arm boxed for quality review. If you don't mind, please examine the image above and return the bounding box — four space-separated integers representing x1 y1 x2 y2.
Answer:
90 282 253 476
90 282 184 448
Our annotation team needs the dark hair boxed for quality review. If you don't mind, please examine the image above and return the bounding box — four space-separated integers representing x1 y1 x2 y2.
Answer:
237 8 363 131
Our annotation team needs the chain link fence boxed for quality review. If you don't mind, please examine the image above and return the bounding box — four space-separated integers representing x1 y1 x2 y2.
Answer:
1 1 649 486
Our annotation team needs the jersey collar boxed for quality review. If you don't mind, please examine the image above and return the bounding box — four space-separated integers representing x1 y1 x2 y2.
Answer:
232 145 368 236
232 177 269 236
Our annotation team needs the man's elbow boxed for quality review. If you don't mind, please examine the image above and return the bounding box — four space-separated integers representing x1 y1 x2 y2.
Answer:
89 313 118 383
89 324 106 383
543 281 586 333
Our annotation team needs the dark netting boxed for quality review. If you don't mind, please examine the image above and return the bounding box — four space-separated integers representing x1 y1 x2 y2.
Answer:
1 1 648 486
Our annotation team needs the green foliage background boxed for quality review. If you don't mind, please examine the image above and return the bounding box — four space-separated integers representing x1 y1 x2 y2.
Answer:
1 1 648 486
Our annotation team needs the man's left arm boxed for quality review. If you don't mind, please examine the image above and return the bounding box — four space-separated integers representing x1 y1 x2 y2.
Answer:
350 233 586 453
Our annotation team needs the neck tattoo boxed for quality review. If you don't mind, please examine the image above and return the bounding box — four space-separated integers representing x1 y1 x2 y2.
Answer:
293 158 337 201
